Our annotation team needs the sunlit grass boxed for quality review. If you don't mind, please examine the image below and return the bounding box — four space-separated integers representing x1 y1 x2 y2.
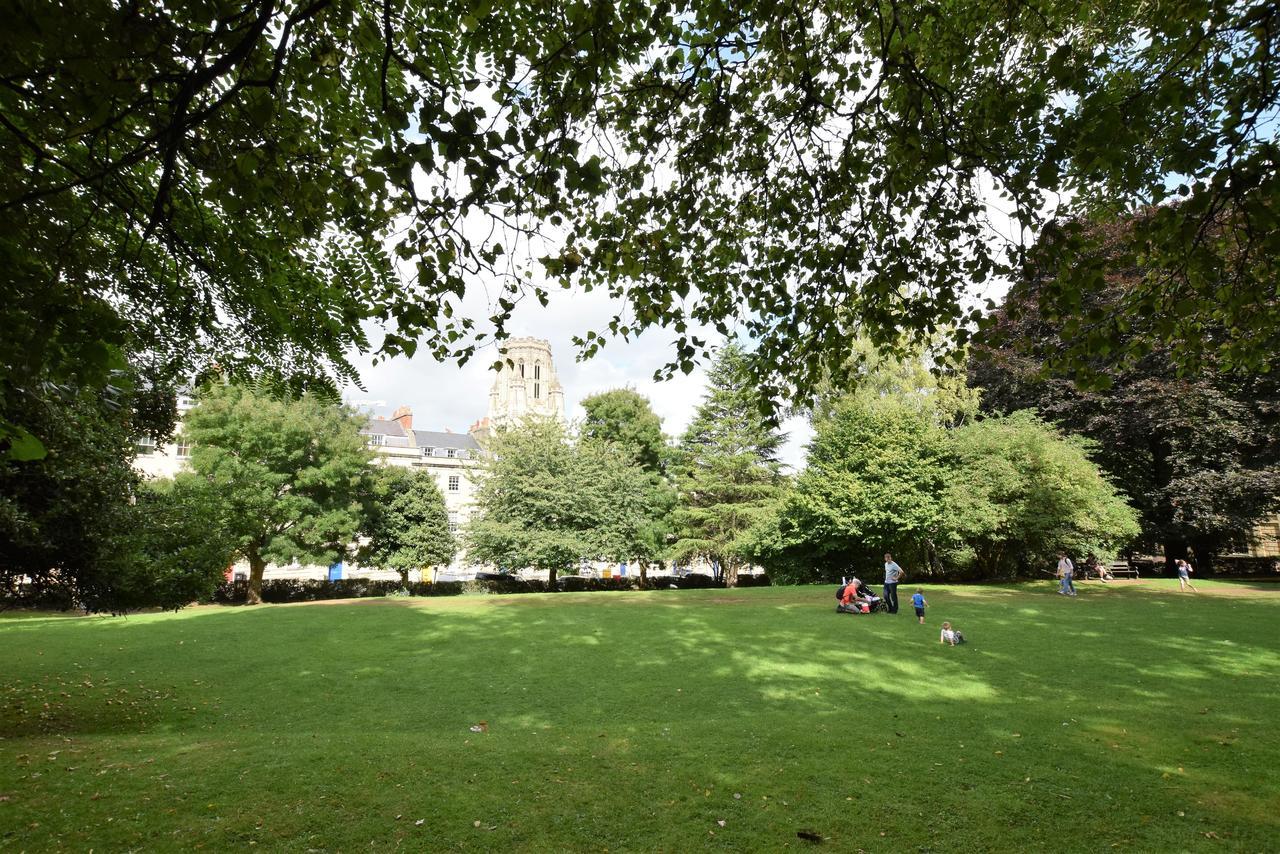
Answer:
2 580 1278 851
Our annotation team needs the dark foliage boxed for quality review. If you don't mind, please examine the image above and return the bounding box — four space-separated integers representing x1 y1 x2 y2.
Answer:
972 215 1280 574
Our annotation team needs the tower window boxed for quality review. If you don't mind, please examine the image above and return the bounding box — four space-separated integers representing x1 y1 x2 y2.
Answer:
534 383 540 399
519 361 525 378
534 363 541 380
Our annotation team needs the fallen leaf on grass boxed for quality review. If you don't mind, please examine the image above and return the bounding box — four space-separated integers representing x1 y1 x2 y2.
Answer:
414 819 425 826
717 820 726 827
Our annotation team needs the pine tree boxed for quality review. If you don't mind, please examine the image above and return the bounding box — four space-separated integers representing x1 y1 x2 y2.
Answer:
670 344 786 587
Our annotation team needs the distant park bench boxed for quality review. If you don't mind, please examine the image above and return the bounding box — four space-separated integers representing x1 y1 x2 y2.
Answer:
1103 563 1140 579
1077 563 1139 580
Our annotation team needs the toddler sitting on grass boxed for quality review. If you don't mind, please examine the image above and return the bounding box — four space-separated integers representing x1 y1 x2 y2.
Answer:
940 621 966 646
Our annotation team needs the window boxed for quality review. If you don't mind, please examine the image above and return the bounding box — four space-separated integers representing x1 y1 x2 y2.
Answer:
176 439 192 458
519 361 525 378
534 363 541 380
448 475 460 492
134 436 156 457
448 511 459 533
534 382 540 399
446 448 457 458
422 447 434 457
366 433 385 446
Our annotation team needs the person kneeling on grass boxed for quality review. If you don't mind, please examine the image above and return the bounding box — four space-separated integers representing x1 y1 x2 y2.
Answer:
940 621 966 646
837 579 860 612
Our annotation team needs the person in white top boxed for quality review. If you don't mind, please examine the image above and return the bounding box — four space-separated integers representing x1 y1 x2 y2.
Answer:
939 621 965 645
1056 553 1076 596
883 553 904 613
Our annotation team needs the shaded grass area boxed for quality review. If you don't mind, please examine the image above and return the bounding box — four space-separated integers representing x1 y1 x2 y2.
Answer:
1 581 1278 851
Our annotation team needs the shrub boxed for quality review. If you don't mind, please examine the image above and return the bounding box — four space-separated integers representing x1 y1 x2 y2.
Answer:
206 578 464 605
201 570 769 604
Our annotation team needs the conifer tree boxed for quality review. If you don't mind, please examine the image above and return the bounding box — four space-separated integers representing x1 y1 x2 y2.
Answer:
670 345 786 587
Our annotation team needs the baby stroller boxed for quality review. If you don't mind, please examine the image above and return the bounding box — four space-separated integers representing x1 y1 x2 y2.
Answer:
835 579 889 614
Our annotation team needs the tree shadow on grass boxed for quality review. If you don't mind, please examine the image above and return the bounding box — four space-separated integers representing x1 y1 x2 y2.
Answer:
2 589 1278 850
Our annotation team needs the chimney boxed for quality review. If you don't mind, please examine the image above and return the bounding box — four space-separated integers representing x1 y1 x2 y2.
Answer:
392 406 413 432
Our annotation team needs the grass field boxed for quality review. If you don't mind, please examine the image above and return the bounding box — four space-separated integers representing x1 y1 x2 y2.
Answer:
2 580 1278 852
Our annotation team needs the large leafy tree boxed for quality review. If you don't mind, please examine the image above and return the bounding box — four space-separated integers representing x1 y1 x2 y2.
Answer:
581 389 668 476
358 466 456 585
181 382 372 604
5 1 1277 455
670 344 786 587
971 218 1280 573
769 395 953 581
0 384 229 612
942 412 1140 577
580 388 676 585
466 418 651 585
757 396 1138 582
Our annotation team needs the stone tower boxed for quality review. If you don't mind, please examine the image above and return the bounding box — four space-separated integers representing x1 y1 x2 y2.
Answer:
486 337 565 428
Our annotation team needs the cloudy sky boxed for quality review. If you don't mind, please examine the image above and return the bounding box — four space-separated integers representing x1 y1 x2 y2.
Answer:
342 284 817 471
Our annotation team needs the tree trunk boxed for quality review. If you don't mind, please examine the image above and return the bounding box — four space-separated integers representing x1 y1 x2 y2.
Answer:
1162 537 1188 576
924 538 942 575
639 559 649 589
399 568 411 588
548 566 558 588
724 559 739 588
246 547 267 606
1190 536 1218 576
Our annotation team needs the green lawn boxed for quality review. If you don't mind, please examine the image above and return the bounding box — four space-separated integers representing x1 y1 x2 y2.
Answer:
2 581 1278 852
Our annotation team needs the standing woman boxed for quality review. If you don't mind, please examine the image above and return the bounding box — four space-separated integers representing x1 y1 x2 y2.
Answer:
1177 559 1199 592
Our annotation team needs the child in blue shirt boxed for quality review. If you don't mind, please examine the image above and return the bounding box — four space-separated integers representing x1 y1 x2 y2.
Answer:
911 589 928 624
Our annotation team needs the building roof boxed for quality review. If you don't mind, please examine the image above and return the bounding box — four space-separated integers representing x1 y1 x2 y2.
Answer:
361 419 406 437
413 430 481 451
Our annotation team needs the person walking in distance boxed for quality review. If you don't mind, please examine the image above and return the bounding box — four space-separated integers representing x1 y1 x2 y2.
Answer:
1056 552 1077 596
883 553 904 614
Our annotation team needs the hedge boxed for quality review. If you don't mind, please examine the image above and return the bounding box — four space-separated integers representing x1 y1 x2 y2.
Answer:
204 573 773 604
